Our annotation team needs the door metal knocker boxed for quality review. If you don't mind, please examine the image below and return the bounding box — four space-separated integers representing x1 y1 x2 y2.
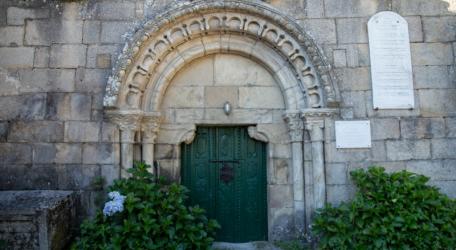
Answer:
220 163 234 184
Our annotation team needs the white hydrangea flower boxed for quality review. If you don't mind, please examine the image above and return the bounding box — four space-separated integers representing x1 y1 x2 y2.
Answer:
103 191 126 217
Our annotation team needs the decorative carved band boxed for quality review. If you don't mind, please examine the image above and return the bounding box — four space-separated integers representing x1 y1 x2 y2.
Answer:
104 0 338 110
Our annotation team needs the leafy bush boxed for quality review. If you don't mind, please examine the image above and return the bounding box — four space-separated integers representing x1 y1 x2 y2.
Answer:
312 167 456 250
74 162 219 250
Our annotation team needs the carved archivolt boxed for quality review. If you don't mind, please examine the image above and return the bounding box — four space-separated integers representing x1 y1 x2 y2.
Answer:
103 0 338 111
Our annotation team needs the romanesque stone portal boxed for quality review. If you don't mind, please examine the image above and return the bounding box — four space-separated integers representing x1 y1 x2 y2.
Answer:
103 0 338 239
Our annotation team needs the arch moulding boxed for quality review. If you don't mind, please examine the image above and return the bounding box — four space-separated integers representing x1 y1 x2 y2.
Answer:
103 0 340 235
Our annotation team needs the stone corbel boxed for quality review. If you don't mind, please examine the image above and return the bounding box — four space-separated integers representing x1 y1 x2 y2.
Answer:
141 112 162 169
105 109 143 178
178 125 197 145
247 126 269 143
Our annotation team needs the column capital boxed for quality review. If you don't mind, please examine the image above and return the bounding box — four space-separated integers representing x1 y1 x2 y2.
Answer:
283 110 304 142
105 109 142 131
141 112 162 143
301 108 337 142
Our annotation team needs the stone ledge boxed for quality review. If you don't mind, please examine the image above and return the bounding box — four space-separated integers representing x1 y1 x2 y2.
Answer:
0 190 78 250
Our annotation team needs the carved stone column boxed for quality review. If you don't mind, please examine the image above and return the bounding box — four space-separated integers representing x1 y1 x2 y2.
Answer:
106 110 142 178
302 109 337 215
141 112 161 170
283 110 305 232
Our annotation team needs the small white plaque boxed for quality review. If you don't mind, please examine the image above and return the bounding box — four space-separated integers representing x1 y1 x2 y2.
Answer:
335 121 371 149
368 11 414 109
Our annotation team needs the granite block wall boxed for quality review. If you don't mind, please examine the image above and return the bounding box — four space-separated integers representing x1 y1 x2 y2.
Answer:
0 0 455 216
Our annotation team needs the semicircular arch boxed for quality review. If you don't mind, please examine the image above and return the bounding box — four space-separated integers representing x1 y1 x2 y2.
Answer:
103 0 339 111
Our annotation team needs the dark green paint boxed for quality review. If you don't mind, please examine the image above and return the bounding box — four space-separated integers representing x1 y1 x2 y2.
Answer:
181 126 267 243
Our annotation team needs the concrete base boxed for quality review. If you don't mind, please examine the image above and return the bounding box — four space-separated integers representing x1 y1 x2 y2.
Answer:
0 190 78 250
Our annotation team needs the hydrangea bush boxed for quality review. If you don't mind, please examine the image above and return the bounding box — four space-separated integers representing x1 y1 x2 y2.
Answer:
73 162 219 249
312 167 456 249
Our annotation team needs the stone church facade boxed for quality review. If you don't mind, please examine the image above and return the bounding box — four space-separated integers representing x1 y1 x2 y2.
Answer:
0 0 455 242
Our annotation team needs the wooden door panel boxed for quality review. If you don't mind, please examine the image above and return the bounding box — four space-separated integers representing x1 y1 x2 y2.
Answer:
181 127 267 243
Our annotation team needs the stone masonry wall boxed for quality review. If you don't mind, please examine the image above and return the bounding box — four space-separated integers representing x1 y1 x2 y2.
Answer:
0 0 455 217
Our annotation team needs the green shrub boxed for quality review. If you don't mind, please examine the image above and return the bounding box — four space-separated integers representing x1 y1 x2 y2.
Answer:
73 162 219 250
312 166 456 250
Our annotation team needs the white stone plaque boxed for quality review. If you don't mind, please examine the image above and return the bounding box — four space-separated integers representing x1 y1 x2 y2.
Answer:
368 11 414 109
335 121 371 149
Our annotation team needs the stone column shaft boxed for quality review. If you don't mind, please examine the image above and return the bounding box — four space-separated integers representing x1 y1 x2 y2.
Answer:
120 129 135 178
305 119 326 211
141 112 161 172
283 111 305 231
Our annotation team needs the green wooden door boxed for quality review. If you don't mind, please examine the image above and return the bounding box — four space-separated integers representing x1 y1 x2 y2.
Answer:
181 126 267 242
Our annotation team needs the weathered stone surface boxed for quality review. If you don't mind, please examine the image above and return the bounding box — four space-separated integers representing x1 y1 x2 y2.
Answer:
447 117 456 137
33 143 82 164
336 67 371 91
0 191 77 250
333 49 347 68
340 91 366 118
0 164 58 190
404 16 424 43
371 118 400 140
0 94 46 120
57 164 100 189
7 7 49 25
33 47 50 68
326 163 348 185
214 54 276 86
297 19 337 44
268 0 307 19
411 43 453 66
65 121 99 142
422 16 456 42
366 90 421 117
336 18 368 44
0 122 9 142
393 0 456 16
0 143 32 163
162 86 205 108
386 140 431 161
419 89 456 117
269 184 293 208
239 87 285 109
273 158 290 184
25 20 83 45
50 44 87 68
432 139 456 159
8 121 64 143
100 21 132 43
326 185 356 205
83 20 100 44
414 66 454 89
325 0 388 17
406 160 456 181
86 45 119 68
101 164 120 187
0 26 24 46
82 143 118 164
96 2 136 20
18 69 75 92
205 86 238 108
325 142 371 163
401 118 445 139
0 47 34 68
429 181 456 198
75 68 108 93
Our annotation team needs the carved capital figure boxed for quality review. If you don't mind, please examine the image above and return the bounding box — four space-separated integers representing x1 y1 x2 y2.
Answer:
283 111 304 142
141 112 162 143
